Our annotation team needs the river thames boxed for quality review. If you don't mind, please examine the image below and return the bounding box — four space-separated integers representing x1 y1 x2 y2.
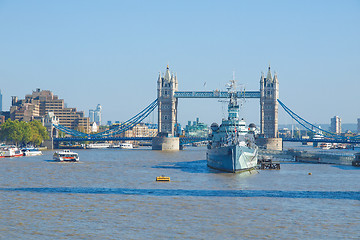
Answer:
0 146 359 239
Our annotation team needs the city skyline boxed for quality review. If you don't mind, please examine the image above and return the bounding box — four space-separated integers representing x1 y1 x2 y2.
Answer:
0 1 359 126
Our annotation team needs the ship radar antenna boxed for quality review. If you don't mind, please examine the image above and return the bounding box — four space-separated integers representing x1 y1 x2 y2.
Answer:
226 77 237 93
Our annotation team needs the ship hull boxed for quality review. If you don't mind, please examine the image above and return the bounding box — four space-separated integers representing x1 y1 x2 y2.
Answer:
206 145 258 173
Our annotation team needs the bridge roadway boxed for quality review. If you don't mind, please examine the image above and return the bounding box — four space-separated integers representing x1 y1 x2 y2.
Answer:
53 137 209 145
174 91 260 98
54 137 360 144
54 137 153 142
282 137 360 144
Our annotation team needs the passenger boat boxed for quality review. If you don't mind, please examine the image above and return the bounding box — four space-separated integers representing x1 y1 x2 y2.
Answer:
22 147 42 156
53 150 79 162
319 143 332 150
119 143 133 149
3 146 23 157
335 144 347 149
86 143 111 149
206 80 258 173
313 133 324 140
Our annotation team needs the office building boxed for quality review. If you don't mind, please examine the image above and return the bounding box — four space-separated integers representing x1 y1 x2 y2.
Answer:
0 111 10 124
89 104 102 126
184 118 209 138
10 96 40 122
10 89 90 133
89 110 95 123
119 123 158 139
330 116 341 134
94 104 102 126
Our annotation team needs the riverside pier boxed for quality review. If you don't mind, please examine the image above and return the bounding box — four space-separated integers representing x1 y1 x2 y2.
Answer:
259 148 356 166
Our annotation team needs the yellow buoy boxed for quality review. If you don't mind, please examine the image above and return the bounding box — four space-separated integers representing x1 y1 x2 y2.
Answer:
156 176 170 182
308 172 312 175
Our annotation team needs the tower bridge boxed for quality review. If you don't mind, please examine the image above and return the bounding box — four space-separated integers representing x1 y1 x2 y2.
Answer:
50 65 358 150
152 65 280 150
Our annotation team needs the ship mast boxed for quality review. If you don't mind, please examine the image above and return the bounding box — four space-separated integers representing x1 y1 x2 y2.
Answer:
226 77 239 144
226 77 237 106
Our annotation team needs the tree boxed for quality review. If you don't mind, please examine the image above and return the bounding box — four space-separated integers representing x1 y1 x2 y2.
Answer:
0 119 49 146
0 119 23 145
30 121 48 139
29 120 49 146
21 121 33 145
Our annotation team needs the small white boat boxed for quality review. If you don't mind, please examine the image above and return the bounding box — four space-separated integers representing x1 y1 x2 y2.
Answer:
319 143 332 150
53 150 79 162
22 147 42 156
3 146 23 157
119 143 133 149
86 143 111 149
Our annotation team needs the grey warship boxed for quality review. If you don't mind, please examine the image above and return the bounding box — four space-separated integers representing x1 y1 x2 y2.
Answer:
206 80 258 173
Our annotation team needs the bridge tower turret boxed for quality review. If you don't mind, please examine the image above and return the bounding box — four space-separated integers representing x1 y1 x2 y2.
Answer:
260 65 279 138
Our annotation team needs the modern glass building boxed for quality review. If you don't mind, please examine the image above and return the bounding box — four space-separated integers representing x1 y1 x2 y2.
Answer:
184 118 209 138
89 104 102 126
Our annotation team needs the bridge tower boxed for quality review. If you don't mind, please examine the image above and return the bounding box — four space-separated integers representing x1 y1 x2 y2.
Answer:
260 65 279 137
152 65 180 150
258 66 282 150
157 65 178 135
43 112 59 149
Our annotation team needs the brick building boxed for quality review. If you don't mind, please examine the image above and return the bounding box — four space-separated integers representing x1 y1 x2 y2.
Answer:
10 89 90 133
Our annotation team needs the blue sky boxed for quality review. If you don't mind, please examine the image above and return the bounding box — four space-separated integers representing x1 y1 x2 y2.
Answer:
0 0 359 127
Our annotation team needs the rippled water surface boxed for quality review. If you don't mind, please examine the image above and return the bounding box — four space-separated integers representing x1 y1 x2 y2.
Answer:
0 147 359 239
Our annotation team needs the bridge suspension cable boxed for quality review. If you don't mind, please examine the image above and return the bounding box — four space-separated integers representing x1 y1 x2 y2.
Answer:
53 123 89 138
277 99 357 140
53 99 158 138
